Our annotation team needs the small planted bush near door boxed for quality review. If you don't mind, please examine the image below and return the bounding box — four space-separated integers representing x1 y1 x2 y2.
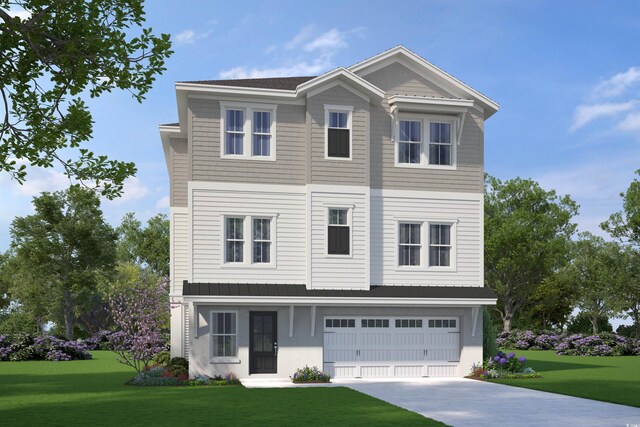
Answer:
469 351 541 379
291 366 331 383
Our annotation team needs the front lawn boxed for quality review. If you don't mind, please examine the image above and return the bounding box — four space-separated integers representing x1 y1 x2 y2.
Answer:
491 349 640 407
0 351 445 426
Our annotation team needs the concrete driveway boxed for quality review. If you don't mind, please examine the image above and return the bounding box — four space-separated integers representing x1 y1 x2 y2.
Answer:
338 378 640 427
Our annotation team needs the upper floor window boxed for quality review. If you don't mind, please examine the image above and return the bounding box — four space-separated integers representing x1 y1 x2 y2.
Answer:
398 223 421 266
225 217 244 263
223 215 276 266
252 218 271 263
220 103 276 160
429 224 451 267
396 115 456 168
325 105 352 160
327 208 350 255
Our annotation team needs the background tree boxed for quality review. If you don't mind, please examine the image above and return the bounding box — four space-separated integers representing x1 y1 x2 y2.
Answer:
8 186 117 339
0 0 172 198
569 233 626 334
116 213 169 277
602 169 640 247
484 174 578 332
613 247 640 338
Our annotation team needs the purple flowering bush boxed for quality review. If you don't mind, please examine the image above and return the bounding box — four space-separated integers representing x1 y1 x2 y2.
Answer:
84 330 115 351
0 333 91 362
291 365 331 383
0 335 12 360
473 351 541 379
107 279 169 374
496 330 559 350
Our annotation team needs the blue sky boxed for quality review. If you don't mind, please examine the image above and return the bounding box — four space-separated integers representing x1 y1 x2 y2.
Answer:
2 0 640 252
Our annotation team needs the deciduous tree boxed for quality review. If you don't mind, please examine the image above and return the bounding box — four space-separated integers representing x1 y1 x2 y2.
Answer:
116 213 169 277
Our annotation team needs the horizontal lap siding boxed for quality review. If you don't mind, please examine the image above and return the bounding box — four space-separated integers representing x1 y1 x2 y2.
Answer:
364 63 484 193
190 98 307 185
171 211 189 295
170 138 188 207
370 194 481 286
308 86 369 186
310 191 367 289
191 188 306 283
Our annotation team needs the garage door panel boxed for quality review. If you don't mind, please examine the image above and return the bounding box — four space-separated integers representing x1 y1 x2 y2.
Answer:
361 349 392 361
325 349 357 362
360 333 391 346
361 366 390 377
396 333 424 346
325 332 357 346
396 349 424 361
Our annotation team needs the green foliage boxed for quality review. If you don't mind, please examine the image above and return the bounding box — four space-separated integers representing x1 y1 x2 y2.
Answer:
116 213 169 277
7 187 117 339
167 357 188 376
602 169 640 247
483 307 498 359
484 174 578 332
616 323 640 338
152 351 170 367
567 312 612 334
0 0 172 198
291 365 331 383
0 308 40 335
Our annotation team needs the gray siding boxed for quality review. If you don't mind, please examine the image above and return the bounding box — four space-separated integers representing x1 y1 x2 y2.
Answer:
307 85 369 186
189 98 307 185
170 137 188 207
363 61 454 98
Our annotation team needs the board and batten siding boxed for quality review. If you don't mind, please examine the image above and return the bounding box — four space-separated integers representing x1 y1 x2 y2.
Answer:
309 188 368 289
189 183 306 283
363 62 485 193
169 137 188 207
170 207 189 295
189 97 307 185
370 190 482 286
307 85 369 186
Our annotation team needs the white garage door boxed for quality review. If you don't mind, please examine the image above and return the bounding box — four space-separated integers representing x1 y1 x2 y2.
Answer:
323 316 460 378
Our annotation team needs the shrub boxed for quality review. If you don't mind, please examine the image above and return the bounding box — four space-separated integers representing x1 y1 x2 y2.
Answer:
153 351 171 367
85 330 114 350
0 335 11 361
291 366 330 383
616 323 640 339
482 307 498 359
496 329 559 350
555 333 638 356
167 357 189 376
0 334 92 362
475 351 541 379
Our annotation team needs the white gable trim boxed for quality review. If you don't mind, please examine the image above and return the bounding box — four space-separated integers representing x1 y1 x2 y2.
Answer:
306 80 370 102
297 67 385 100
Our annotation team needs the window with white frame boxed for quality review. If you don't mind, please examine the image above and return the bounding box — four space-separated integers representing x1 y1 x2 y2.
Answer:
211 311 237 358
221 103 276 160
398 223 421 266
225 217 244 263
396 115 456 167
429 223 452 267
325 105 352 159
252 218 271 263
327 208 350 255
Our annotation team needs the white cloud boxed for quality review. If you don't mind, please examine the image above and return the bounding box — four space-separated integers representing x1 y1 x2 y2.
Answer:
108 177 150 205
617 111 640 132
174 29 213 46
285 25 316 50
155 196 170 209
219 57 331 79
593 67 640 98
570 101 637 131
303 28 347 52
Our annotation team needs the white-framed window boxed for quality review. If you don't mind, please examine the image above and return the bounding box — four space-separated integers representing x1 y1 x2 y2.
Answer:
429 223 452 267
395 319 423 328
325 318 356 328
427 318 457 329
361 319 390 328
395 114 456 168
252 217 271 263
220 103 277 160
327 207 351 256
224 217 244 263
398 223 421 266
222 215 276 267
395 219 457 270
210 311 238 361
324 104 353 160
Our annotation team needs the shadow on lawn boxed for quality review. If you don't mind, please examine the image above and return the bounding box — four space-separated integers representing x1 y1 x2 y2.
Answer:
525 359 607 372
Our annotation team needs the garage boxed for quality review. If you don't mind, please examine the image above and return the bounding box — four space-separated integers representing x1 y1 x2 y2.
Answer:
323 316 460 378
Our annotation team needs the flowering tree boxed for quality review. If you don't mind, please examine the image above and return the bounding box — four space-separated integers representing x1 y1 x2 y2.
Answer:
108 278 169 374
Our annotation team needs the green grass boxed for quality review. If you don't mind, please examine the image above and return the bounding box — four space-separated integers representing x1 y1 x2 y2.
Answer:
491 349 640 407
0 351 446 427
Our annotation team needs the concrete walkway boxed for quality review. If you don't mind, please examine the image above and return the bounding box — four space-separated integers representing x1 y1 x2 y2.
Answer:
338 378 640 427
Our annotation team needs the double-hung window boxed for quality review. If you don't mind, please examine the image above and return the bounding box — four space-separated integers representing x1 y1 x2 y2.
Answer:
429 224 452 267
396 116 455 167
325 105 352 159
327 208 350 255
211 311 237 360
225 217 244 263
398 223 421 266
252 218 271 263
221 103 276 160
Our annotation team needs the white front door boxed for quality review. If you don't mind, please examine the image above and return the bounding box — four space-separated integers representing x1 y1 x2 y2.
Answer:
323 316 460 378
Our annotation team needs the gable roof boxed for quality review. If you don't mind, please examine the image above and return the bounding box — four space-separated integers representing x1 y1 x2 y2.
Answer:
180 76 315 91
349 45 499 118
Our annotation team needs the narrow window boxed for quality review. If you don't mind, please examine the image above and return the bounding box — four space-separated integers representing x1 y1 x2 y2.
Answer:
398 120 421 164
225 109 244 155
252 218 271 263
328 208 350 255
225 217 244 263
252 111 271 156
429 224 451 267
429 122 452 166
327 111 350 158
399 223 421 266
211 312 237 357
